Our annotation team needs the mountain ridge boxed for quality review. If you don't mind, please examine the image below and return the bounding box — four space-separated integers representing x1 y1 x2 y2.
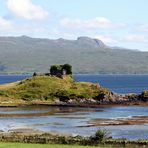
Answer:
0 35 148 74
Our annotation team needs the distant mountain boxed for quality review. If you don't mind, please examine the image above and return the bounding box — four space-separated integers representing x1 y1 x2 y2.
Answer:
0 35 148 74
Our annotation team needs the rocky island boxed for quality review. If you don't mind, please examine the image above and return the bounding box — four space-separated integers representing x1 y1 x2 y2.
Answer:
0 64 147 107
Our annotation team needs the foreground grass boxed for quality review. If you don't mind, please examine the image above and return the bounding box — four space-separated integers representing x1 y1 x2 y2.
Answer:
0 142 144 148
0 142 105 148
0 131 147 148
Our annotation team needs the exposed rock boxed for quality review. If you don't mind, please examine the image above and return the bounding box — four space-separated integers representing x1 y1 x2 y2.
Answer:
88 116 148 126
139 90 148 101
0 130 4 133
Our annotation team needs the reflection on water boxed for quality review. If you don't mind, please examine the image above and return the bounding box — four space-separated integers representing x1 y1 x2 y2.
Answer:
0 106 148 139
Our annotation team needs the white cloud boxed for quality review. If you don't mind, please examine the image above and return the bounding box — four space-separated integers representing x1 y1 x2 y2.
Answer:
138 24 148 32
7 0 49 20
0 17 12 30
124 34 148 43
94 35 117 44
60 17 125 29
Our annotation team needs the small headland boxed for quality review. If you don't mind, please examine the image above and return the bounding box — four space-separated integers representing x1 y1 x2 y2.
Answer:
0 64 147 107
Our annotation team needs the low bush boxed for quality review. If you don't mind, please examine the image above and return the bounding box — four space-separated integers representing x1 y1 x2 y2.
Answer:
89 129 108 144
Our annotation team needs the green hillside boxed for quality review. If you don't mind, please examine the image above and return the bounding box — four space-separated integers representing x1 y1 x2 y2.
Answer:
0 36 148 74
0 75 111 105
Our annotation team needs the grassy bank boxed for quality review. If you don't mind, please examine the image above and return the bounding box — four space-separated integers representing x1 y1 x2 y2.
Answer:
0 75 111 106
0 131 147 147
0 142 145 148
0 143 98 148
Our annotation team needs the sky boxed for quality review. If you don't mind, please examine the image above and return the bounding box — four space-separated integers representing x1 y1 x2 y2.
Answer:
0 0 148 51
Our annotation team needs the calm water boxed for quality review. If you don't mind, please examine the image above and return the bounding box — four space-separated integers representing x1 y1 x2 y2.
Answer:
0 74 148 94
0 106 148 139
0 74 148 139
74 74 148 94
0 74 30 84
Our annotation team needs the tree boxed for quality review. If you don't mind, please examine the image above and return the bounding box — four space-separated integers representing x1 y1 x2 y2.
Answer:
50 64 72 75
50 65 62 75
63 64 72 74
33 72 37 76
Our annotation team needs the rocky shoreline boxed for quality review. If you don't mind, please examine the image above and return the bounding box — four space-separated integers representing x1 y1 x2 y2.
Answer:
0 94 148 107
49 90 148 106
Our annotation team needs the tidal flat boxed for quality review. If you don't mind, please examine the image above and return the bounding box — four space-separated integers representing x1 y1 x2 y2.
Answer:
0 105 148 139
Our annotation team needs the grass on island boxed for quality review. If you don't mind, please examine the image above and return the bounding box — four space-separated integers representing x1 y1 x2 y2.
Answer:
0 75 111 105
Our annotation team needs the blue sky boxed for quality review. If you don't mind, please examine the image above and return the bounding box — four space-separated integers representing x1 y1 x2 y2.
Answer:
0 0 148 51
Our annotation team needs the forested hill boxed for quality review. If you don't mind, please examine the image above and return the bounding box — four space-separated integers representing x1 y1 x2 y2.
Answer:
0 36 148 74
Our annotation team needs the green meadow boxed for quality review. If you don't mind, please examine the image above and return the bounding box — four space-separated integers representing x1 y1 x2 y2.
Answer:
0 142 143 148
